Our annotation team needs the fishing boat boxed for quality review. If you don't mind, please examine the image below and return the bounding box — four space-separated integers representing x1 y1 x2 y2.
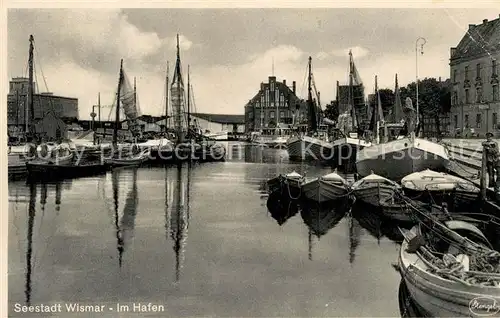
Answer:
301 171 349 203
401 169 480 204
266 171 303 199
331 51 371 169
356 97 450 181
398 220 500 317
351 173 401 207
287 56 333 161
106 60 150 167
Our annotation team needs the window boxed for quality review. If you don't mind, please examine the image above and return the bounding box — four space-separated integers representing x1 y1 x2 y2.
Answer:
465 114 469 128
454 115 458 128
465 66 469 80
465 89 470 104
493 113 497 128
280 111 285 119
476 63 481 78
270 82 275 92
248 111 253 119
477 87 483 103
494 85 499 101
453 91 458 105
453 69 457 82
265 90 269 107
476 113 481 128
270 111 275 118
256 101 260 108
493 60 497 76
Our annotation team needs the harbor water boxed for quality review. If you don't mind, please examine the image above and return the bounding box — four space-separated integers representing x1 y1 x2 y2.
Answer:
8 142 405 317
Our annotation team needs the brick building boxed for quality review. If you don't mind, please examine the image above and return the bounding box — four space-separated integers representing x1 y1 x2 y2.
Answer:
449 16 500 137
244 76 309 133
7 77 78 136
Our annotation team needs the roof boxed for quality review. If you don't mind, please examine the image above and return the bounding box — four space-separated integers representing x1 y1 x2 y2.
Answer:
451 17 500 61
190 112 245 124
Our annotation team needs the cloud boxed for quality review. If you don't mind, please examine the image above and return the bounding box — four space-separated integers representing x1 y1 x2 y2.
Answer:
331 46 370 59
315 52 330 61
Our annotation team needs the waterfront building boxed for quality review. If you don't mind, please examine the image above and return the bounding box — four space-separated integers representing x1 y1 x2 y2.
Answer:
244 76 308 133
449 16 500 137
189 113 245 135
7 77 78 137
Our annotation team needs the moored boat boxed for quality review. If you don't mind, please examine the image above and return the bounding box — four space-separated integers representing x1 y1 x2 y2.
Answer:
401 169 480 209
26 160 109 180
356 135 450 181
331 132 371 168
351 173 401 207
301 171 349 203
106 148 151 167
287 132 333 161
398 221 500 317
267 171 303 199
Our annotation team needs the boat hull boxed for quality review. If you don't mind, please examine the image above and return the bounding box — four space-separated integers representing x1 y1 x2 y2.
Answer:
301 178 348 202
8 153 28 178
286 135 333 161
353 184 397 207
332 137 371 170
27 161 108 180
399 227 500 317
356 138 449 181
267 175 302 199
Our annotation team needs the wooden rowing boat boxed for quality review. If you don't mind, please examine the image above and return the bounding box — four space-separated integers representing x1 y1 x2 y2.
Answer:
351 173 401 207
301 171 349 203
398 223 500 317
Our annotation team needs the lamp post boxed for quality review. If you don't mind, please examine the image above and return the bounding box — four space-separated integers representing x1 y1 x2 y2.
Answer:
91 105 97 145
415 37 426 133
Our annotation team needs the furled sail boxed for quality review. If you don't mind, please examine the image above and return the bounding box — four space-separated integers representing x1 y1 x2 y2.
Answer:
348 50 365 131
389 74 404 123
170 35 187 142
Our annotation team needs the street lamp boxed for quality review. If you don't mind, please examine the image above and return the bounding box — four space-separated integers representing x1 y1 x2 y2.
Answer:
415 37 426 133
91 105 98 145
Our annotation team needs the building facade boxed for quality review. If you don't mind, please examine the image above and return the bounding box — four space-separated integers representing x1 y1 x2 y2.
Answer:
244 76 308 133
7 77 78 135
449 17 500 137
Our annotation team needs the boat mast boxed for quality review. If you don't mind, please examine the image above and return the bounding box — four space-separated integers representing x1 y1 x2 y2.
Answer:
27 35 35 139
307 56 317 132
165 61 169 131
187 65 190 131
348 50 356 132
113 59 123 147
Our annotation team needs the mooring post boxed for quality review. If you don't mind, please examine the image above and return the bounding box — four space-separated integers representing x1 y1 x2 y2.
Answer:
480 144 487 200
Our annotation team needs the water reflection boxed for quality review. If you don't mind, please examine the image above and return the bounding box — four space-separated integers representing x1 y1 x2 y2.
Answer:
111 168 139 267
23 180 64 306
300 198 349 261
165 163 191 283
351 201 411 244
266 191 299 226
347 212 362 265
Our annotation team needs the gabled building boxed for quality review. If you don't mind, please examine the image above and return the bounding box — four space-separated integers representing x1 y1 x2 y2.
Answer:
244 76 309 133
449 16 500 137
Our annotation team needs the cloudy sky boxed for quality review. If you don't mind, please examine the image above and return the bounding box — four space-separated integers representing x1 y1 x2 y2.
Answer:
7 8 499 119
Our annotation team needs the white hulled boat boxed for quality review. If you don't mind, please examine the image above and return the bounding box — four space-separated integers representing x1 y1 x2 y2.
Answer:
356 79 450 181
351 173 401 207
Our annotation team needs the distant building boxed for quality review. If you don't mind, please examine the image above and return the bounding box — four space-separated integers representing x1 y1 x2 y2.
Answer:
449 16 500 137
190 112 245 134
7 77 79 135
244 76 309 133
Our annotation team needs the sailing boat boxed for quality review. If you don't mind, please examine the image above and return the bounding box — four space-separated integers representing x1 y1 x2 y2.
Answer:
170 34 226 162
9 35 74 177
286 56 333 161
105 60 151 167
331 50 371 169
355 76 450 181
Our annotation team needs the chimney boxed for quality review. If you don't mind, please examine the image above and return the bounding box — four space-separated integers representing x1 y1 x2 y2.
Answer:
283 79 286 86
260 82 264 91
483 19 488 24
292 81 296 94
439 76 442 82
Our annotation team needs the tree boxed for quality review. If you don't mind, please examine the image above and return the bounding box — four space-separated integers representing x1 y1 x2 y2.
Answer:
368 88 395 118
323 100 339 121
399 78 451 116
